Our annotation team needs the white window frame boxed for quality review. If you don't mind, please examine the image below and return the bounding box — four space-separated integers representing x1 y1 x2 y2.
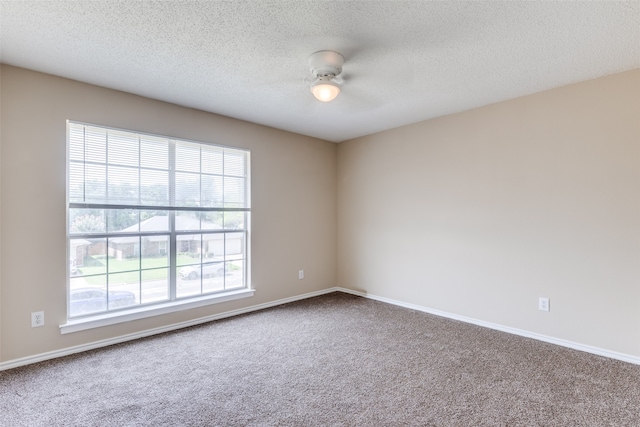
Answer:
61 121 252 334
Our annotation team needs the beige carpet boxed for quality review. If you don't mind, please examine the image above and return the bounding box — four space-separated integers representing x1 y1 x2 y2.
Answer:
1 292 638 426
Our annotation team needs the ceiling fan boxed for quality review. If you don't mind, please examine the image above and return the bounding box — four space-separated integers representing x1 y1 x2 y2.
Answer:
307 50 345 102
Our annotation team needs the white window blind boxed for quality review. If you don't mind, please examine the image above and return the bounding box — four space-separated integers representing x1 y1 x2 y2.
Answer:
69 124 249 209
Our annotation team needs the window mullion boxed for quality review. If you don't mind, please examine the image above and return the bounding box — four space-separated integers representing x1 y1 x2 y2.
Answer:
138 134 142 206
136 135 143 305
105 129 110 205
169 139 177 301
82 125 87 202
138 235 142 304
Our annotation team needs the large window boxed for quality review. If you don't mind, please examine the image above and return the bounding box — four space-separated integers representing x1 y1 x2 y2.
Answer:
67 122 250 319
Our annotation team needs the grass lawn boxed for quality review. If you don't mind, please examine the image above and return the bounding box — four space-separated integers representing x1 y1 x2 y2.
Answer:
79 255 197 284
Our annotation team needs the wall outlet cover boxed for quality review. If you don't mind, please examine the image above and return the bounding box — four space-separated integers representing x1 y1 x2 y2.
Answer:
31 311 45 327
538 297 550 312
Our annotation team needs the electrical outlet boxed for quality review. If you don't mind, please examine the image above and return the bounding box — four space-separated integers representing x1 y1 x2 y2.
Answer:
538 297 550 312
298 270 304 280
31 311 45 327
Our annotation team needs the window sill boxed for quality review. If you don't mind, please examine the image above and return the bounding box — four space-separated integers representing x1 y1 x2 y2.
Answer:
60 288 255 334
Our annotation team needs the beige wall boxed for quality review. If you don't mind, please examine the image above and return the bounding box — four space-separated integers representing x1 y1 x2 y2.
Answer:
0 65 337 362
338 70 640 357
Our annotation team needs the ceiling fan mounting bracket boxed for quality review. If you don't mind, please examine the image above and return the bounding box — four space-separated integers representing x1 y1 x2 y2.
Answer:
308 50 344 78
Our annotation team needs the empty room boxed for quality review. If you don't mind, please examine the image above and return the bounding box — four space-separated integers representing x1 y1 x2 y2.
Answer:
0 1 638 425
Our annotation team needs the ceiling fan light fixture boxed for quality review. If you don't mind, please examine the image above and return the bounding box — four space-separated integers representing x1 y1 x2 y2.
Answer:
311 76 341 102
308 50 344 102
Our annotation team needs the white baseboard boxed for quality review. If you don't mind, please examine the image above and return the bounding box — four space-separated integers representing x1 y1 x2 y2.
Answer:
2 286 638 370
336 287 640 366
0 288 337 371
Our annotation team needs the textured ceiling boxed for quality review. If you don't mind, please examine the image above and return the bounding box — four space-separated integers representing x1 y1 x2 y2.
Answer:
1 1 638 142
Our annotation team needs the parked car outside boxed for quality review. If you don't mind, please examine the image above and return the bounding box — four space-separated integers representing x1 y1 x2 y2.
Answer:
70 287 136 315
179 262 225 280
